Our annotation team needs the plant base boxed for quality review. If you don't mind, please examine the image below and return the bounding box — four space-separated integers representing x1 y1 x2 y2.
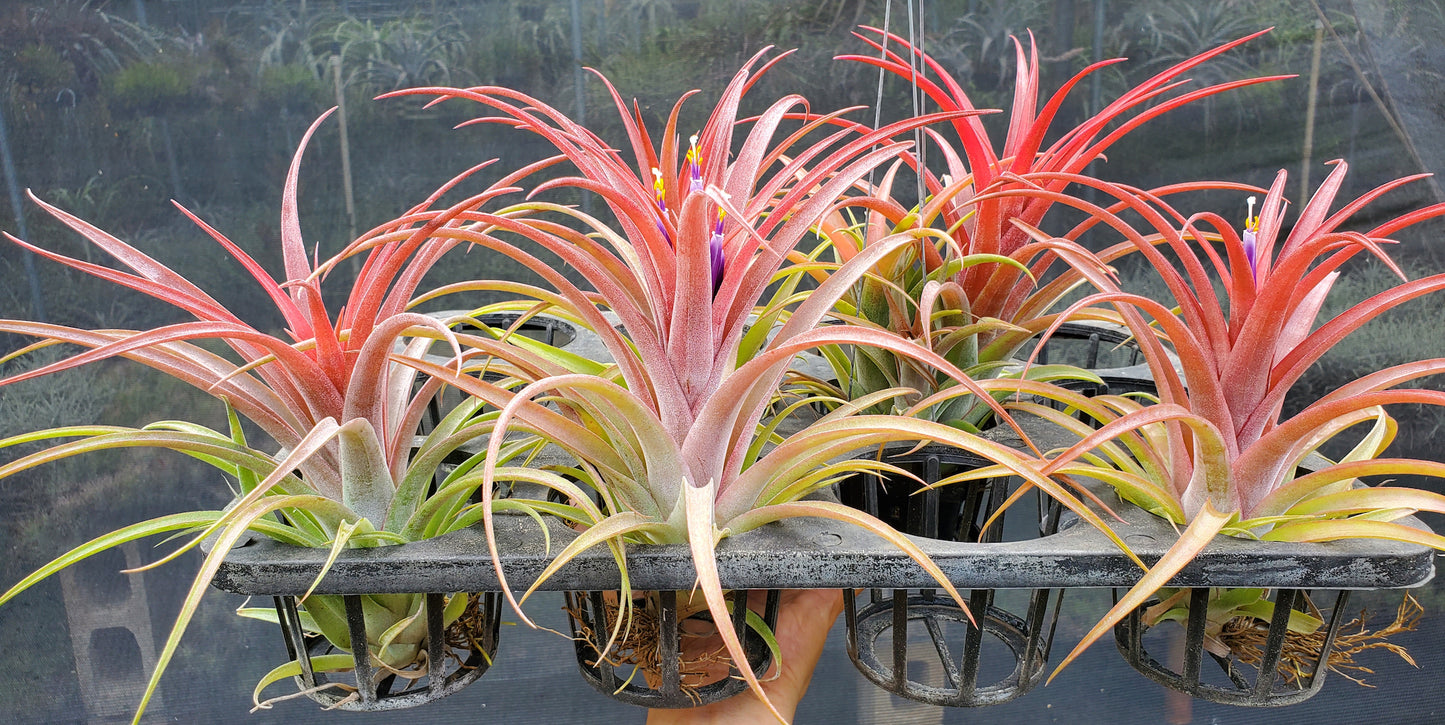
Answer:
272 591 500 711
566 588 780 708
1114 588 1351 706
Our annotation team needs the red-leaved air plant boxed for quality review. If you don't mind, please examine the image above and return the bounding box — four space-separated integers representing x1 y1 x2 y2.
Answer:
792 28 1290 426
384 51 1140 720
0 109 595 718
1006 162 1445 678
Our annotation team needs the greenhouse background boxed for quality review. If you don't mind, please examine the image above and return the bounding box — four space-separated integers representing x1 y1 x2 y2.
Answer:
1 0 1442 722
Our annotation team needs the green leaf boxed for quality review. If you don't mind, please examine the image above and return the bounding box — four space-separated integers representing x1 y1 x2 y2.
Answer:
337 419 394 530
298 519 364 605
0 511 224 606
252 654 357 710
1284 486 1445 518
131 494 340 723
518 512 672 604
1262 519 1445 549
224 400 262 495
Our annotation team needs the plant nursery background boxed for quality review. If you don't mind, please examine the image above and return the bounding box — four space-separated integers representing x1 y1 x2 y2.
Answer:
1 0 1442 723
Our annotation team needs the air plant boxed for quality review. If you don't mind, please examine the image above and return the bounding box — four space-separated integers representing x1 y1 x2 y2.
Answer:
387 51 1139 720
0 110 572 719
1000 162 1445 678
792 26 1290 426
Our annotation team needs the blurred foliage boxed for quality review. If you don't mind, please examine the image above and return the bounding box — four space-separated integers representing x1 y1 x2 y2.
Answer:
106 60 201 116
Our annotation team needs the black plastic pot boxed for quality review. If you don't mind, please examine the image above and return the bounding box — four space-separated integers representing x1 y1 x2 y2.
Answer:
1032 321 1143 370
1033 320 1163 398
566 588 780 708
836 444 1064 706
270 591 501 711
1114 587 1352 706
414 311 583 428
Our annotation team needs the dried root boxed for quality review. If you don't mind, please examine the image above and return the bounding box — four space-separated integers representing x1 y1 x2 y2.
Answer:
1219 593 1422 688
566 591 736 701
444 592 493 670
364 593 494 693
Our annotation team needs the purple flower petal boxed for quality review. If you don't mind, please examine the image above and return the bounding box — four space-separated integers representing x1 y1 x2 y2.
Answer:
1242 228 1258 280
709 216 725 295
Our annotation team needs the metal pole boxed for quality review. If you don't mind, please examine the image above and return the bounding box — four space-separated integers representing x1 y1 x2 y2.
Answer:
0 101 46 322
1083 0 1106 207
570 0 590 216
1301 20 1325 205
1090 0 1105 116
570 0 587 127
331 55 358 253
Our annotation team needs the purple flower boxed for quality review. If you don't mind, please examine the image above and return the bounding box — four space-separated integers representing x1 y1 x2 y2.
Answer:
686 134 704 194
710 209 726 295
1242 196 1259 280
653 167 673 247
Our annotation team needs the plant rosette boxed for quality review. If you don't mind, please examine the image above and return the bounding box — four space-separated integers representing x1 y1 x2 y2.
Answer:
0 109 583 717
1009 164 1445 700
786 27 1288 428
383 51 1144 721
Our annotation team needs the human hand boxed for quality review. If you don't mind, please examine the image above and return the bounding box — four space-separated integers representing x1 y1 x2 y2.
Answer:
644 588 844 725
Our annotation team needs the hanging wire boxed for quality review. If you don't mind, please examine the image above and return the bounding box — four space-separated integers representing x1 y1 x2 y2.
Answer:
869 2 894 169
862 0 893 246
908 0 927 210
860 0 893 243
850 0 894 401
906 0 929 347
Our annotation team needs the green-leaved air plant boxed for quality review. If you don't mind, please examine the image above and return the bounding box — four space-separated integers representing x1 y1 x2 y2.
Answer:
0 110 579 718
791 27 1288 427
385 50 1141 720
1007 162 1445 679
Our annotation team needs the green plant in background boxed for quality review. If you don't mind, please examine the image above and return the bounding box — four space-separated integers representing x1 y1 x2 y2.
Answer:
11 43 78 100
940 0 1050 92
793 27 1283 427
0 110 576 719
0 0 159 111
328 14 471 94
256 62 327 116
1131 0 1290 137
389 51 1140 719
1007 162 1445 677
107 61 201 117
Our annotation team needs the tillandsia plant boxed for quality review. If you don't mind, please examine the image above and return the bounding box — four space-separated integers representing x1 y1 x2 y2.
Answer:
385 50 1141 720
1000 162 1445 678
0 110 576 717
790 26 1289 427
